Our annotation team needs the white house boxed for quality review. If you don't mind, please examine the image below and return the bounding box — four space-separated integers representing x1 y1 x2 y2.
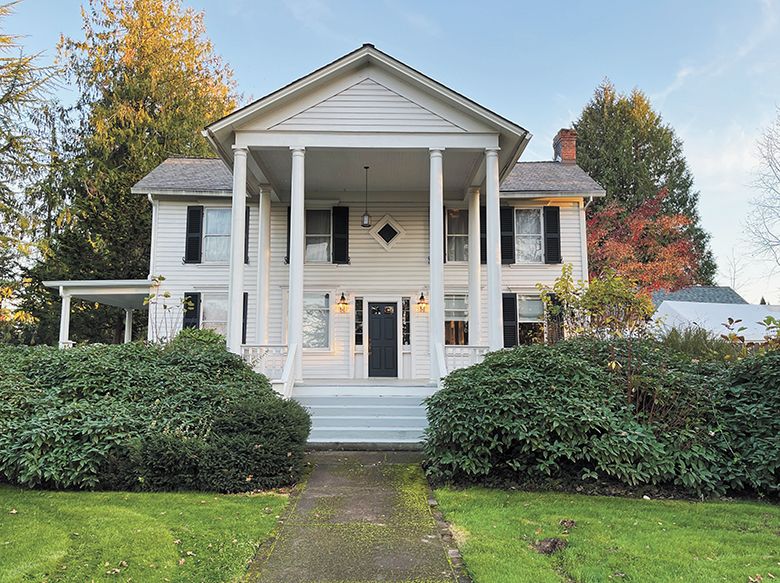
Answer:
46 45 604 443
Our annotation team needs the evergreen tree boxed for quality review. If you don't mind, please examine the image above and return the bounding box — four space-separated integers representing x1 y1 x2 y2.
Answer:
575 80 716 285
22 0 237 344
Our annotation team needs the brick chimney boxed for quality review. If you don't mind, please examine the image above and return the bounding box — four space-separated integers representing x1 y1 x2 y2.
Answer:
553 128 577 163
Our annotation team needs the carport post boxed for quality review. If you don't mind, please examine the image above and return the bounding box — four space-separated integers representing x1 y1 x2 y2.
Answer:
124 309 133 343
58 289 71 348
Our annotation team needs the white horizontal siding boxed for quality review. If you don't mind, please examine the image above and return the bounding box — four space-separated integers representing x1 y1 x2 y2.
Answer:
271 79 464 133
149 195 587 377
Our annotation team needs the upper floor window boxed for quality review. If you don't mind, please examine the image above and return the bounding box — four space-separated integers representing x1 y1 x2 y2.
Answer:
515 208 543 263
305 209 331 263
446 209 468 262
445 293 469 345
204 208 231 262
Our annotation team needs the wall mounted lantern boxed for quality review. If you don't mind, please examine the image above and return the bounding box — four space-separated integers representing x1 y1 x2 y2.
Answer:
336 292 350 314
415 291 429 313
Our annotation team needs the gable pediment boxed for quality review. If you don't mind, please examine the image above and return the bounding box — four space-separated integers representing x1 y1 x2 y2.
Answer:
269 78 465 133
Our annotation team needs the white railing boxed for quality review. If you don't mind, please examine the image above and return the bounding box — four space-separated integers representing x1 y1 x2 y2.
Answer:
444 345 489 373
241 344 288 380
272 343 298 399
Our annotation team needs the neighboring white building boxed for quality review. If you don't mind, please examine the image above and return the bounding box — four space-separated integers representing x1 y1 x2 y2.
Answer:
655 301 780 343
46 45 605 442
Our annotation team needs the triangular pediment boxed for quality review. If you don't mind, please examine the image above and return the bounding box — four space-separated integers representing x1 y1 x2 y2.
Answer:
268 78 465 133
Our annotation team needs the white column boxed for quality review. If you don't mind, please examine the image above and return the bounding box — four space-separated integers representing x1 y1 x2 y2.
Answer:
255 186 272 345
227 146 248 354
485 147 503 351
429 148 445 379
58 291 71 348
288 147 305 379
123 309 133 343
467 187 482 345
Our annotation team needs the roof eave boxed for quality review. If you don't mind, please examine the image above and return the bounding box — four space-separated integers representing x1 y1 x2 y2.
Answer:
500 189 606 198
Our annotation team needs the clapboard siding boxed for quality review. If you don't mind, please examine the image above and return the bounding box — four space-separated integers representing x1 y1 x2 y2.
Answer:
148 195 587 378
271 79 464 133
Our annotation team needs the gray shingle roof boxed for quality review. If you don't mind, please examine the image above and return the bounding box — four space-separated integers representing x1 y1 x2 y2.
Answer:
131 157 232 193
501 161 605 195
132 157 607 197
652 286 748 307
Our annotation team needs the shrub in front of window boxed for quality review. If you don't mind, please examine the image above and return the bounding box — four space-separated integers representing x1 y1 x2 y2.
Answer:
0 328 311 491
424 338 779 497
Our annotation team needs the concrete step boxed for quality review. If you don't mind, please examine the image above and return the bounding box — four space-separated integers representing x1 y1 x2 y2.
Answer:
311 415 428 428
292 385 436 398
301 404 427 418
309 427 426 443
295 395 428 408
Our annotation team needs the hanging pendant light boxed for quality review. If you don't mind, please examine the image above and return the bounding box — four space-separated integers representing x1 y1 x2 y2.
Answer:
361 165 371 228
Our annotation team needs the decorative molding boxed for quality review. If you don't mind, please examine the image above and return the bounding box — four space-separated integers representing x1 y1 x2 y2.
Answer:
368 214 406 251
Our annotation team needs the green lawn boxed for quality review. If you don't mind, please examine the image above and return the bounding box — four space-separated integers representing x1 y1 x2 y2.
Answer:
0 485 287 583
435 488 780 583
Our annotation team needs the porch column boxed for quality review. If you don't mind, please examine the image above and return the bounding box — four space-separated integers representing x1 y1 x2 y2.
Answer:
58 290 71 348
467 187 482 344
288 147 305 379
256 185 272 345
485 147 503 350
429 147 445 379
227 145 248 354
123 309 133 343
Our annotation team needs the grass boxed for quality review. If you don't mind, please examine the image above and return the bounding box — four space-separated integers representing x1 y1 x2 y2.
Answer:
0 485 287 583
435 487 780 583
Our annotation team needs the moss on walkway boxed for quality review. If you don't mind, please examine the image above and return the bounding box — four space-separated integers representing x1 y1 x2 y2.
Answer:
248 452 457 583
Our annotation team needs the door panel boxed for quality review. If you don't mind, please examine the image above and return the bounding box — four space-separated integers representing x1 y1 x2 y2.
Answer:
368 303 398 377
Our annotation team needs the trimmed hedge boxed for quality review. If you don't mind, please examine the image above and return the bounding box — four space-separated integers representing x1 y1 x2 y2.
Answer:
0 329 310 492
424 339 779 497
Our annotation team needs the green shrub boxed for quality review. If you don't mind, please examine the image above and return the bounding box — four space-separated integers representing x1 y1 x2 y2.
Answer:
660 326 744 361
0 329 311 492
199 397 311 492
424 338 778 497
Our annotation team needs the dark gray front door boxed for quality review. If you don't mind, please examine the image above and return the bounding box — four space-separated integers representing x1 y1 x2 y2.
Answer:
368 302 398 377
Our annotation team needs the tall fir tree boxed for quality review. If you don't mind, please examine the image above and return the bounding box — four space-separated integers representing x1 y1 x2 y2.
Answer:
575 80 716 286
22 0 237 344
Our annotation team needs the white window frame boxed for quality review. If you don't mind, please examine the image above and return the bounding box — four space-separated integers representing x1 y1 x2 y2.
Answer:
446 208 469 263
203 207 231 263
514 207 544 264
369 215 406 251
201 292 228 336
305 208 332 264
444 293 469 345
282 290 334 352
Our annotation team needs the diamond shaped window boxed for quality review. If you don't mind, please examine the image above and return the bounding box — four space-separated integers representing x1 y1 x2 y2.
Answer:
369 215 406 250
377 223 399 244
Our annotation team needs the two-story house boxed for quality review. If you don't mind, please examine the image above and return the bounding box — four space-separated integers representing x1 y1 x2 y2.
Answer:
46 45 604 444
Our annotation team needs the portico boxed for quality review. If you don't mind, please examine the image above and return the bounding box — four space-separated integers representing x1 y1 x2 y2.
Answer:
204 44 530 391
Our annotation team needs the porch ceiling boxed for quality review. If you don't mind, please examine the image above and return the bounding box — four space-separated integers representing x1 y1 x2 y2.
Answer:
43 279 151 310
251 147 482 200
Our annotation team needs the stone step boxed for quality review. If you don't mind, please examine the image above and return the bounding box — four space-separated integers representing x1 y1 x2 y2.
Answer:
292 385 436 398
302 404 427 418
308 426 426 443
294 395 428 408
310 415 428 428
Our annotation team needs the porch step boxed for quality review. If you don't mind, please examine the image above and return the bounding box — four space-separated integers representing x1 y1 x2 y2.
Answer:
292 383 433 445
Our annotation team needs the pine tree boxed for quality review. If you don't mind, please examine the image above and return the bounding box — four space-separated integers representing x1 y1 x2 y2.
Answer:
575 80 716 286
22 0 237 344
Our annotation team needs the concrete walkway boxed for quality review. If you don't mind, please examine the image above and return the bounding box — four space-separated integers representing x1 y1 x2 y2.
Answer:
248 451 459 583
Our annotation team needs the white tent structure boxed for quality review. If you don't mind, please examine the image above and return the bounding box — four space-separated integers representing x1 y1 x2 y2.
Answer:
654 301 780 343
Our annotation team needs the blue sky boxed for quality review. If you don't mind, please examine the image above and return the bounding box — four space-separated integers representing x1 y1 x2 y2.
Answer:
9 0 780 302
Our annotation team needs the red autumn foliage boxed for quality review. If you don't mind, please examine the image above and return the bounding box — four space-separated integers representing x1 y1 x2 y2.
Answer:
587 189 698 293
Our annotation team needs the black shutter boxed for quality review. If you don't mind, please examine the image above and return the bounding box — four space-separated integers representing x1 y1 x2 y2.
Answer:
332 206 349 264
284 206 291 264
500 207 515 264
183 292 201 329
443 206 447 263
242 292 248 344
543 206 562 264
244 207 250 264
480 206 487 264
184 206 203 263
502 293 518 348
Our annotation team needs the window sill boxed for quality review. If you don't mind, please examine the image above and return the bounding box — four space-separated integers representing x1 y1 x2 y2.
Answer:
508 262 545 268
